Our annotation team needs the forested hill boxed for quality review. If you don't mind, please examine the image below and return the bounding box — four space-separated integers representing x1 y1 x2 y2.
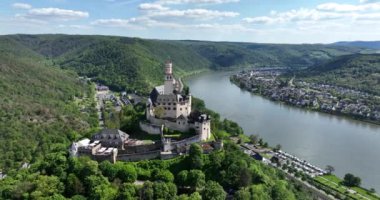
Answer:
0 36 98 170
2 34 363 93
333 41 380 50
296 53 380 95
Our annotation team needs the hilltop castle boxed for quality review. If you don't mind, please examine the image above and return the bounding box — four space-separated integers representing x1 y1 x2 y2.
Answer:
144 61 211 141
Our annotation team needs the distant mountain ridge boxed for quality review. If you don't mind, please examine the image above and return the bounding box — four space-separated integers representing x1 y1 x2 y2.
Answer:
296 53 380 95
0 34 364 94
332 41 380 50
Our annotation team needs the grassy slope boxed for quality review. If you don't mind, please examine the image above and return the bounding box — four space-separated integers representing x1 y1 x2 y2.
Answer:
297 54 380 95
0 37 97 170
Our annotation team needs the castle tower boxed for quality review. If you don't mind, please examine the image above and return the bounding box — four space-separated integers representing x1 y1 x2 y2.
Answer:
164 60 175 94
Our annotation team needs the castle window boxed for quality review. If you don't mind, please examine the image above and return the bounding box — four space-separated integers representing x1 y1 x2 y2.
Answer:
173 107 176 110
168 108 171 110
168 103 171 105
178 122 180 124
173 103 176 105
180 108 182 111
163 103 166 105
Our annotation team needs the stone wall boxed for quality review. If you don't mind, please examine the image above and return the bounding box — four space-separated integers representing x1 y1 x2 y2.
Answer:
163 135 201 152
119 143 162 154
117 151 161 162
139 121 163 135
148 117 190 133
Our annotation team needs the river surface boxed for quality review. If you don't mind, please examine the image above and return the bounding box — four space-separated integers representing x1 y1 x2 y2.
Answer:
186 70 380 191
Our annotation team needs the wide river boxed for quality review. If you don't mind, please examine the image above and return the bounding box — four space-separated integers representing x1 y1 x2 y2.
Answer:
186 70 380 191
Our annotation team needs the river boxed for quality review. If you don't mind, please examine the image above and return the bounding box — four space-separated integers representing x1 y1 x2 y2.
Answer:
186 70 380 191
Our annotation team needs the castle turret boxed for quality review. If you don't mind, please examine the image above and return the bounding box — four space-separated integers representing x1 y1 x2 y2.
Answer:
164 60 175 94
165 60 173 75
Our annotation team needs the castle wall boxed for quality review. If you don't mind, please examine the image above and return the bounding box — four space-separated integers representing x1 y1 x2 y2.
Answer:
117 151 161 162
148 117 190 133
163 135 201 152
190 120 211 141
154 94 191 119
164 79 174 94
139 121 163 135
160 152 179 160
119 143 162 154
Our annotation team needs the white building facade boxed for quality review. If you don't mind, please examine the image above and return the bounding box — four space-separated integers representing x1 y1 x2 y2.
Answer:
144 61 211 141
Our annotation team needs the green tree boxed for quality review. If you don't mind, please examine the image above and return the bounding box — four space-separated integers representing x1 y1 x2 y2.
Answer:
153 182 177 200
187 170 205 191
118 164 137 183
41 152 68 180
189 144 203 169
189 192 202 200
91 183 118 200
343 173 361 187
176 170 188 188
325 165 335 175
84 175 109 196
202 181 226 200
234 188 251 200
30 175 64 200
271 180 296 200
274 144 282 152
118 183 136 199
153 169 174 182
99 160 118 181
140 181 154 200
66 173 84 196
249 134 259 144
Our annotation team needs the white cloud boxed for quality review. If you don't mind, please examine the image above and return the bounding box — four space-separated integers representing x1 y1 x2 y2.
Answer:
317 2 380 12
243 16 277 24
359 0 380 3
148 8 239 19
91 17 150 29
91 17 254 33
157 0 239 5
243 8 344 25
12 3 32 9
21 8 89 20
57 24 91 29
243 1 380 26
139 3 169 11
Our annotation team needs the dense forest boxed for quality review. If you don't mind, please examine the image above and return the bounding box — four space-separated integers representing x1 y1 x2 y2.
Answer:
0 37 98 170
1 34 363 93
296 54 380 95
0 34 373 199
333 41 380 50
0 142 315 200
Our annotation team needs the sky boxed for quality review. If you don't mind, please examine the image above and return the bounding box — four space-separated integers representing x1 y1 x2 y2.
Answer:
1 0 380 43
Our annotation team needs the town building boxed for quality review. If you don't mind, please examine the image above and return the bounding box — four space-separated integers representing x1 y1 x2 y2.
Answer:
91 129 129 150
143 60 211 141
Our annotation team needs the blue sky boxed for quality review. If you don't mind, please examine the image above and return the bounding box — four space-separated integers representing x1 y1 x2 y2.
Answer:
1 0 379 43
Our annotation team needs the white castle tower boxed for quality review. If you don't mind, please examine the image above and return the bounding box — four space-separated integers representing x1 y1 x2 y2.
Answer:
164 60 175 94
143 60 211 141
